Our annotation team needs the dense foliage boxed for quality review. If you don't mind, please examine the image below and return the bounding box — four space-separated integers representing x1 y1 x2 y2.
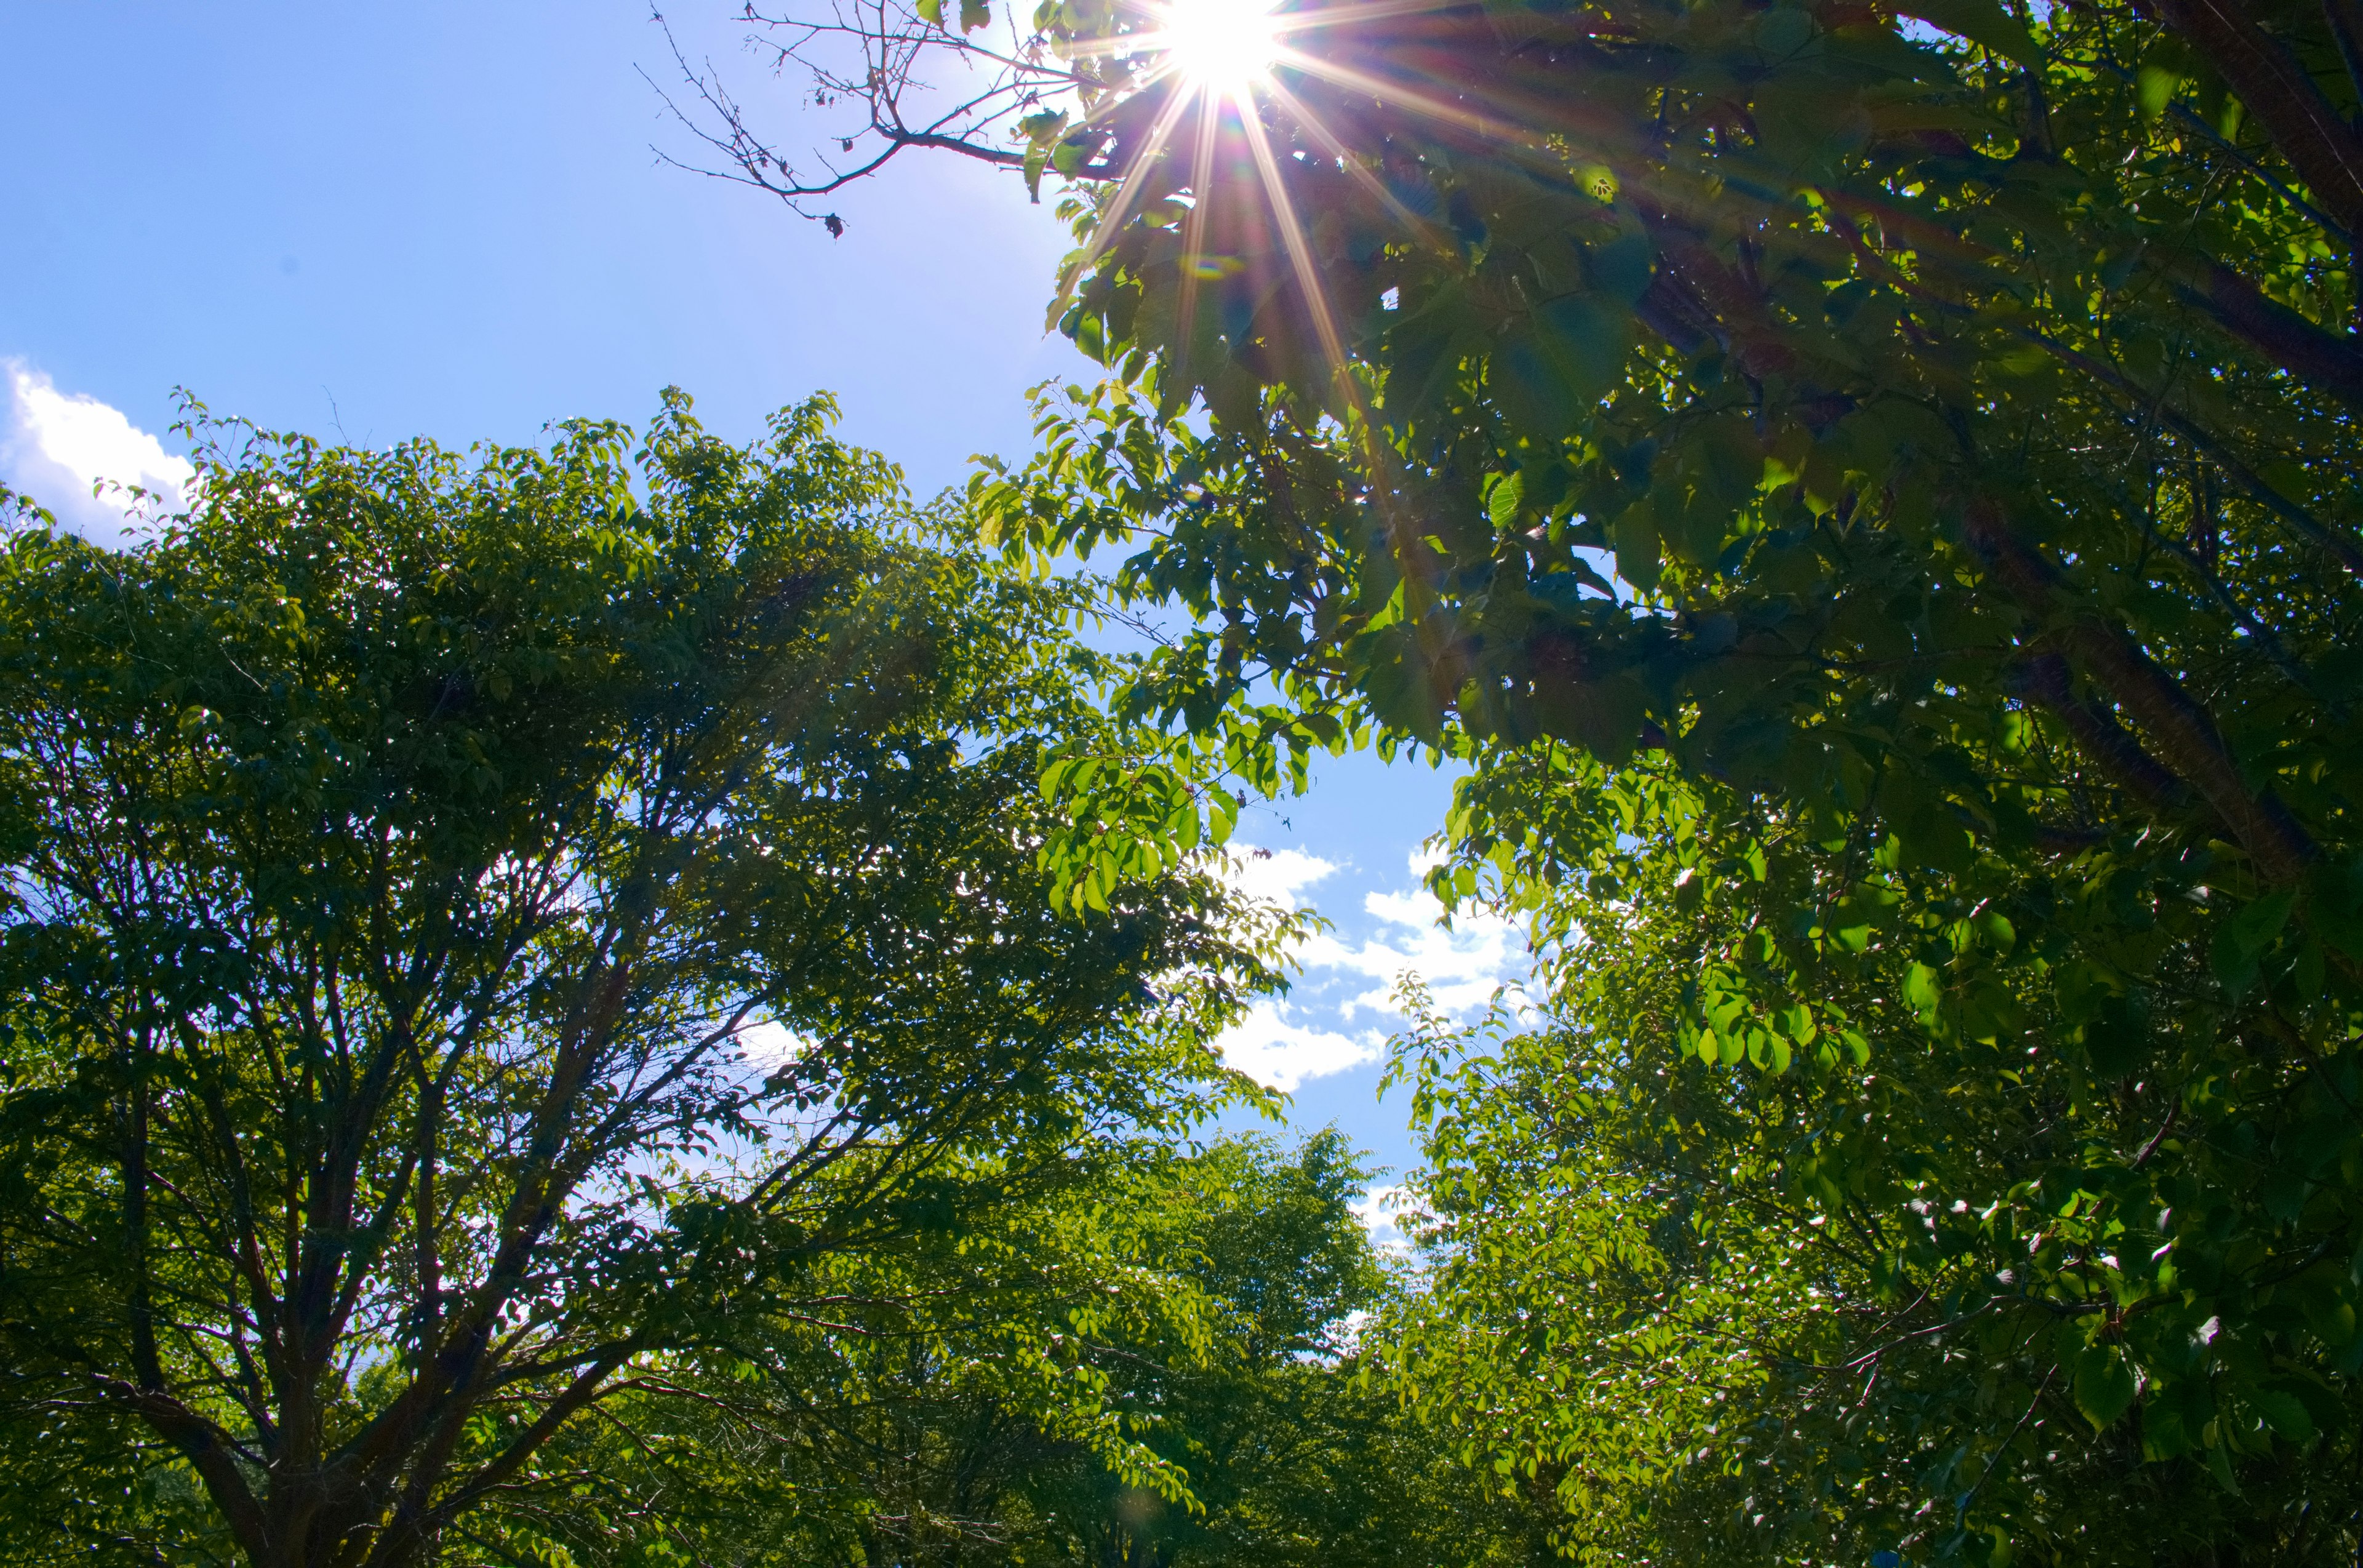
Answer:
484 1130 1543 1568
1392 754 2363 1562
0 397 1285 1568
14 0 2363 1554
695 0 2363 1556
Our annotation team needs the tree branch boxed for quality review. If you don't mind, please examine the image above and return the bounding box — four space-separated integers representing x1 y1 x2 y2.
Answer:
2145 0 2363 242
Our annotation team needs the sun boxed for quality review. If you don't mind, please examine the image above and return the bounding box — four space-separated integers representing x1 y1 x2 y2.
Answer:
1154 0 1283 89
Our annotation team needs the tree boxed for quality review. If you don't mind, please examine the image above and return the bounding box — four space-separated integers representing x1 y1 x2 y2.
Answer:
1388 768 2363 1562
966 1129 1521 1568
676 0 2363 1553
0 394 1282 1568
493 1129 1545 1568
410 1135 1220 1568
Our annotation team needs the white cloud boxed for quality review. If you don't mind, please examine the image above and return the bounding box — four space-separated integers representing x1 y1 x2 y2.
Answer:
1 361 192 543
737 1018 807 1068
1298 855 1521 1019
1218 998 1383 1092
1223 844 1338 907
1349 1182 1421 1255
1213 844 1525 1092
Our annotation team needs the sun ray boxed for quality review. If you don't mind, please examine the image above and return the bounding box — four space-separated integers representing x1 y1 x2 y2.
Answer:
1161 0 1284 86
1233 100 1348 387
1253 71 1441 242
1068 0 1525 423
1236 83 1429 558
1262 0 1464 36
1050 0 1453 545
1266 44 1517 145
1063 79 1201 287
1171 81 1227 388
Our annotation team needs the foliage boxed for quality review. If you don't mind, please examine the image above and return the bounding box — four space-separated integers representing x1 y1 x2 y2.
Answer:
0 398 1283 1568
972 1129 1518 1568
468 1130 1546 1568
698 0 2363 1553
444 1135 1235 1568
1391 754 2363 1561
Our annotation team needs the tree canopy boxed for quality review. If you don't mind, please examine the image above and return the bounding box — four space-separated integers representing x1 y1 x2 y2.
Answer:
12 0 2363 1555
501 1129 1543 1568
682 0 2363 1556
0 394 1285 1568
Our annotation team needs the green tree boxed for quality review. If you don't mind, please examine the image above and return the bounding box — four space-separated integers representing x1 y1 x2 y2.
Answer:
975 1129 1510 1568
686 0 2363 1553
422 1137 1220 1568
490 1130 1543 1568
1389 759 2363 1561
0 394 1281 1568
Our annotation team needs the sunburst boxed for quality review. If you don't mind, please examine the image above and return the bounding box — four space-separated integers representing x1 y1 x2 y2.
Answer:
1155 0 1285 90
1058 0 1473 404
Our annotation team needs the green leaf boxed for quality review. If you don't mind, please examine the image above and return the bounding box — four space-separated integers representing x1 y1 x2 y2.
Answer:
1610 502 1661 594
2252 1389 2316 1444
1533 292 1629 408
1208 788 1241 847
2206 1430 2242 1494
1891 0 2039 66
1533 673 1648 763
2213 887 2295 998
1485 471 1524 530
1586 232 1652 303
2073 1345 2137 1431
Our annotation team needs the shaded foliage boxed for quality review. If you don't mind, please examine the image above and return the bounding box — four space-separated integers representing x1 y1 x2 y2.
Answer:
1393 754 2363 1561
0 398 1280 1568
465 1130 1546 1568
694 0 2363 1554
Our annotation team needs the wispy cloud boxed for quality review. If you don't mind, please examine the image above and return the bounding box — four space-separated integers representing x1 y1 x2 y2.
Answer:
737 1018 807 1068
1 362 192 543
1299 874 1519 1020
1348 1182 1421 1255
1217 999 1384 1093
1215 844 1525 1092
1225 844 1340 906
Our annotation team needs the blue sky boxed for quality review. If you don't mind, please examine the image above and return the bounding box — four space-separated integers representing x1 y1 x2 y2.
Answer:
1 0 1525 1195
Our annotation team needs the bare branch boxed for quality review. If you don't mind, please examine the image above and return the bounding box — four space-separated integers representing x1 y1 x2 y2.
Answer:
644 0 1115 231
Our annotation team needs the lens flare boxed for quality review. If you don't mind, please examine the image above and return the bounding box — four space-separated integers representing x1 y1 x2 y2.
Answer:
1060 0 1465 417
1156 0 1282 89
